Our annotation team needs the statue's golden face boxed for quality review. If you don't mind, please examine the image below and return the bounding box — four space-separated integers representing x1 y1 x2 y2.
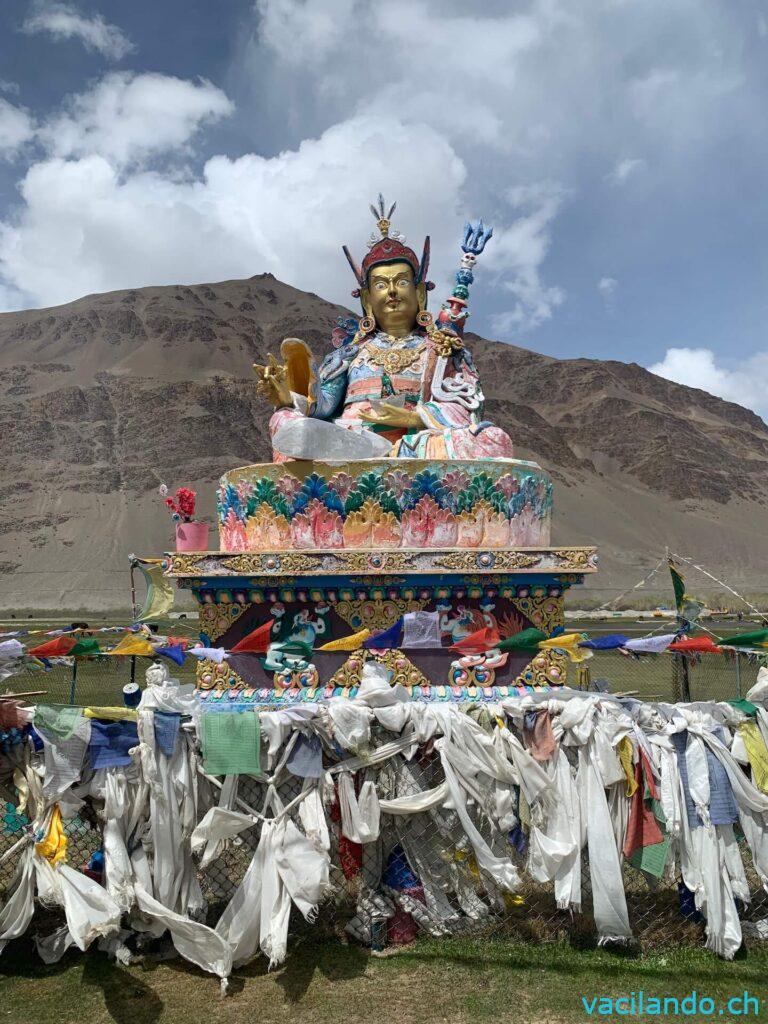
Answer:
364 262 421 338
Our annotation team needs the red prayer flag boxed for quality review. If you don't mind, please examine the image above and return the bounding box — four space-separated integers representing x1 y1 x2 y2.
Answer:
622 758 664 860
449 626 501 655
230 620 274 654
27 635 76 658
668 636 722 653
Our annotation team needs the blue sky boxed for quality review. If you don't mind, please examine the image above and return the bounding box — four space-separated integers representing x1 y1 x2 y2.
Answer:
1 1 768 415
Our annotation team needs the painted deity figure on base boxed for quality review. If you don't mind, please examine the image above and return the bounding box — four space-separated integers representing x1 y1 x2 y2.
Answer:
254 195 515 463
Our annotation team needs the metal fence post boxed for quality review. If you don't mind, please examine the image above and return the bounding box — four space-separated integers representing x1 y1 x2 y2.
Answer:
69 658 78 706
672 654 691 702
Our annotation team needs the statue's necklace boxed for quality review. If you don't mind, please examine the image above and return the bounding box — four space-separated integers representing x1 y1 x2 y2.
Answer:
363 336 425 375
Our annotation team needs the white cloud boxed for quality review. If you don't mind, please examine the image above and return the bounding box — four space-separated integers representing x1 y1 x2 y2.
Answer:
0 62 556 329
648 347 768 418
22 2 134 60
598 276 618 297
485 183 566 332
243 0 748 334
0 0 759 340
608 158 646 184
0 81 20 96
0 100 35 161
38 72 234 166
0 115 467 311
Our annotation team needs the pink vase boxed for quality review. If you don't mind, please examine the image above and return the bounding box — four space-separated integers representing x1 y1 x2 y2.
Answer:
175 521 210 552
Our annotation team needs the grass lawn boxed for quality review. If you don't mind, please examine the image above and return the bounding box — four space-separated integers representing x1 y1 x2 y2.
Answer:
2 935 768 1024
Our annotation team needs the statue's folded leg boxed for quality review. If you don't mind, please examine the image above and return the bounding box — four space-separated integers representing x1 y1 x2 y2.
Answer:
269 409 392 462
268 408 304 464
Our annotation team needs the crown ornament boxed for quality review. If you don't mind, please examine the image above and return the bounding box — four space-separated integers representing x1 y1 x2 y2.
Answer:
367 193 405 246
342 194 433 299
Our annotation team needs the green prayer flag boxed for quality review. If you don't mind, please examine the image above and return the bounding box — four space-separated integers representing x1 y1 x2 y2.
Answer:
202 711 261 776
273 639 314 657
628 798 670 881
33 705 83 741
668 559 703 625
668 559 687 612
728 698 758 716
496 628 548 653
69 637 101 657
718 629 768 648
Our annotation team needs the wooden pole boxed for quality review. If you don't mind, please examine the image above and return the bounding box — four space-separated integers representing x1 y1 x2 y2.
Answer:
129 559 138 687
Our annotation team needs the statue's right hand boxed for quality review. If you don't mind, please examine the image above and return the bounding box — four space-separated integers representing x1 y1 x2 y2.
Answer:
253 353 293 408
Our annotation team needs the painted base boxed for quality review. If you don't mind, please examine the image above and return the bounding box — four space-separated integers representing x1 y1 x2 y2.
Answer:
217 458 553 552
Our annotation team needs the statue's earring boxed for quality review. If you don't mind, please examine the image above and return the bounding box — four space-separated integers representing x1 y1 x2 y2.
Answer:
359 315 376 335
416 310 434 329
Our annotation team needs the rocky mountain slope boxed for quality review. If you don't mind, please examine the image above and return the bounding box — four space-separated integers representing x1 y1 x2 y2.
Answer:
2 274 767 611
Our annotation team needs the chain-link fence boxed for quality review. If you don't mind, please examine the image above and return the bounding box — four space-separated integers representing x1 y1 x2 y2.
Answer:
3 741 767 953
2 648 766 957
7 647 762 707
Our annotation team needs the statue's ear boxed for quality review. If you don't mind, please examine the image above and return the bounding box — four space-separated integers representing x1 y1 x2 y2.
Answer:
360 288 373 317
416 281 427 311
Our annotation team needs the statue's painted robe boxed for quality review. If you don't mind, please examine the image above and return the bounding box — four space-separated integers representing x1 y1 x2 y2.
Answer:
269 330 514 462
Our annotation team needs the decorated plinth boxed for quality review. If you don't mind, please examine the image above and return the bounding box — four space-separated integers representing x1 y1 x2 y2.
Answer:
166 458 595 704
217 458 553 551
164 199 598 703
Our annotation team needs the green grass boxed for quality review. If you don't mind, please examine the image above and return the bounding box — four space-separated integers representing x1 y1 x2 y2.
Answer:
1 934 768 1024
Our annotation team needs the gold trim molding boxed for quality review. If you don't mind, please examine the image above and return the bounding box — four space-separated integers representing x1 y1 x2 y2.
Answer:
166 545 597 578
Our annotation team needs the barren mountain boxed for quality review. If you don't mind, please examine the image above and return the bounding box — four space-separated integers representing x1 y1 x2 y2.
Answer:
1 274 767 612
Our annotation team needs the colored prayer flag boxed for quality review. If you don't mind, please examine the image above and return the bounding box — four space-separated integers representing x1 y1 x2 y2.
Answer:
364 618 404 649
107 634 156 657
201 711 261 776
69 638 101 657
27 635 76 658
668 636 721 653
402 611 441 649
189 646 228 664
156 643 186 665
495 628 547 652
450 626 500 655
717 629 768 648
623 634 675 654
579 634 629 650
230 620 274 654
135 561 175 621
668 558 687 612
538 633 592 663
318 628 371 651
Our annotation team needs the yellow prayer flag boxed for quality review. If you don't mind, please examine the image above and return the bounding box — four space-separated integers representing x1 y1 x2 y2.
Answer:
83 707 138 722
538 633 593 663
616 736 638 798
36 805 67 865
317 628 371 652
739 721 768 794
106 634 157 657
135 562 175 621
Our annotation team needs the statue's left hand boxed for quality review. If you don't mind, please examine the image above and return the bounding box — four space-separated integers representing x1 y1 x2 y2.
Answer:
359 402 423 429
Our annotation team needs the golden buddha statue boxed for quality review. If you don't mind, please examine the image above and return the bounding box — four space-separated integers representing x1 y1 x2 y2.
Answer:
254 196 514 463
